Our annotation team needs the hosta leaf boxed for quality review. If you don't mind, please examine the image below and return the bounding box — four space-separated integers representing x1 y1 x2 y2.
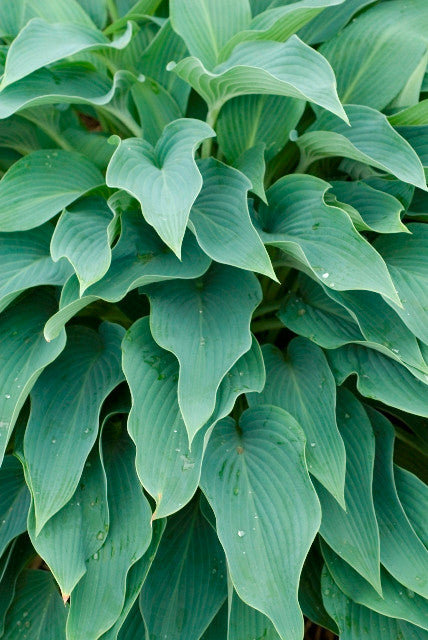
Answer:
247 340 346 506
232 142 267 201
0 456 30 557
0 223 72 312
0 65 129 119
171 36 348 121
170 0 251 69
0 149 103 232
0 0 95 37
322 543 428 630
327 345 428 418
299 541 339 634
330 180 407 234
145 263 261 440
229 589 281 640
24 322 125 533
400 622 428 640
219 0 345 61
319 0 428 110
201 405 321 640
3 570 67 640
395 466 428 548
368 408 428 599
140 498 227 640
116 601 146 640
66 425 152 640
77 0 108 28
217 94 305 164
27 445 108 598
43 211 211 341
298 0 377 45
50 196 116 295
122 317 265 518
321 566 404 640
375 224 428 344
389 100 428 127
100 519 166 640
315 389 381 592
1 19 132 88
295 106 427 190
256 174 400 303
0 536 35 636
0 290 66 465
189 158 275 278
106 119 215 256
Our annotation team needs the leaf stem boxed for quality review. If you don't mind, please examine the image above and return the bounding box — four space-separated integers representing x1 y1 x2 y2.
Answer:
251 318 284 333
252 301 281 319
201 105 220 158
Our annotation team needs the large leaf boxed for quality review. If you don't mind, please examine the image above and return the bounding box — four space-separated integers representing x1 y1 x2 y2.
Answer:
327 345 428 418
140 498 227 640
189 158 275 278
228 589 281 640
145 263 261 439
0 0 95 37
0 290 66 465
2 570 67 639
24 322 125 532
170 0 251 69
43 210 211 341
1 19 132 87
295 105 427 190
0 224 72 311
368 408 428 599
246 340 346 506
66 425 152 640
27 444 108 597
298 0 377 45
321 566 405 640
319 0 428 110
171 36 348 121
322 543 428 630
201 405 321 640
395 466 428 548
50 196 116 295
256 174 400 303
375 224 428 344
0 149 104 232
122 316 265 518
106 119 215 256
0 456 30 557
315 389 381 592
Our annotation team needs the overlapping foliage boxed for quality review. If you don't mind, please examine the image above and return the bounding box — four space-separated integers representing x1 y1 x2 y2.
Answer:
0 0 427 638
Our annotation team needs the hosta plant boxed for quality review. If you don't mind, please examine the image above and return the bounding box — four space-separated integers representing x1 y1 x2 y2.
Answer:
0 0 427 638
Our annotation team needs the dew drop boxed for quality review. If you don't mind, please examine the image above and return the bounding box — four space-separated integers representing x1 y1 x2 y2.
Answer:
237 530 245 537
233 487 239 495
51 439 56 444
83 428 89 434
92 552 99 560
96 531 105 540
322 273 329 279
310 442 316 447
4 394 10 399
345 413 350 419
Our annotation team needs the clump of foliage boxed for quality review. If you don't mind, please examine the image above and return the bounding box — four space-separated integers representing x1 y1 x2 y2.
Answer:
0 0 427 638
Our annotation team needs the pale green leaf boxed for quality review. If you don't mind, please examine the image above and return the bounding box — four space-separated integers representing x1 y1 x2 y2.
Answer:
140 498 227 640
0 149 104 232
0 456 30 557
256 174 400 303
375 224 428 344
368 407 428 599
3 570 67 639
201 405 321 640
232 142 267 201
106 118 215 256
327 345 428 418
122 316 265 517
295 105 427 190
315 389 381 592
0 223 72 311
189 158 275 278
43 210 211 341
171 36 348 120
0 290 66 465
298 0 377 45
27 445 108 597
66 425 152 640
50 196 116 295
322 543 428 630
145 263 261 440
24 322 125 533
2 19 132 88
0 0 95 37
319 0 428 110
170 0 251 69
77 0 108 28
394 466 428 549
389 100 428 127
247 340 346 505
